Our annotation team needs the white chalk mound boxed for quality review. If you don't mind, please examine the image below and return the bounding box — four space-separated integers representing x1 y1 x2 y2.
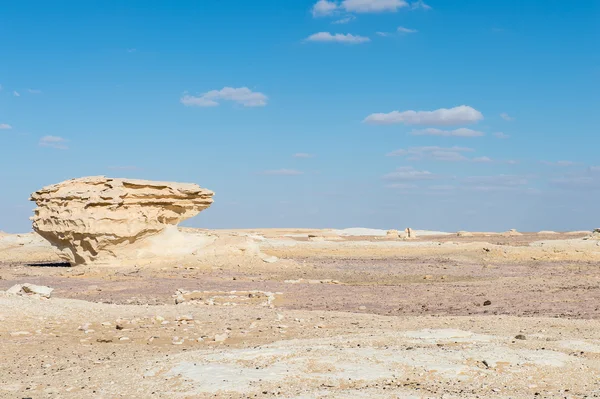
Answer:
30 176 216 265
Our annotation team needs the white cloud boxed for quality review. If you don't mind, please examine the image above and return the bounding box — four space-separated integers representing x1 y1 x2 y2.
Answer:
376 31 389 37
411 0 431 10
342 0 408 13
332 15 356 23
312 0 339 16
306 32 370 44
127 48 137 53
261 169 304 176
473 156 493 163
506 160 519 165
27 89 42 94
293 153 315 158
13 91 20 97
181 87 268 107
0 123 12 130
383 166 437 181
39 136 68 150
494 132 510 139
500 112 514 121
364 105 483 126
411 128 484 137
397 26 418 33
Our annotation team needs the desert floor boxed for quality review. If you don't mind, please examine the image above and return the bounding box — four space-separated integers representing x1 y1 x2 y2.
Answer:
1 229 600 398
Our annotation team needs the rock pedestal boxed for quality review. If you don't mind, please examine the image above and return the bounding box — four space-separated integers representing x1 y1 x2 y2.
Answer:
30 176 214 265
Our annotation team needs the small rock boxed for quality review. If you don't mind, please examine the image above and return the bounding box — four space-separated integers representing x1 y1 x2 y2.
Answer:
261 255 278 264
176 315 194 322
5 283 53 298
119 336 130 341
423 275 433 280
515 334 526 340
358 306 367 311
483 300 492 306
214 333 228 342
10 331 30 336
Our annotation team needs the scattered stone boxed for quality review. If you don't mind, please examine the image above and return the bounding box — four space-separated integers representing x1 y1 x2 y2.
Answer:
6 283 54 298
10 331 30 336
214 333 228 342
483 300 492 306
386 230 399 238
515 334 527 340
423 275 434 280
96 338 113 343
119 336 130 341
457 231 474 237
176 315 194 322
358 306 367 311
261 255 279 264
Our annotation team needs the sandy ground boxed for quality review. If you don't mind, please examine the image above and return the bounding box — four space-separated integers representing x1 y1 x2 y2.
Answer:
1 229 600 398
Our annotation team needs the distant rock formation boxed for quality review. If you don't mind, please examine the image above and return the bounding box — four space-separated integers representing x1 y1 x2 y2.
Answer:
30 176 214 265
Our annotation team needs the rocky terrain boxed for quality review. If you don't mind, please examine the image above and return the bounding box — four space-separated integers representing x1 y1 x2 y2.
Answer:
1 178 600 398
1 227 600 398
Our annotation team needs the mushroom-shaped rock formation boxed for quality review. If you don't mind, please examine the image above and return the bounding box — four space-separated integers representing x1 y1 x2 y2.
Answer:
30 176 214 265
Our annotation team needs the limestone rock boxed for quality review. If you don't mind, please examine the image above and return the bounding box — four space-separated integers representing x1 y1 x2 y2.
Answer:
503 229 523 237
457 231 473 237
6 283 54 298
30 176 214 265
386 230 399 238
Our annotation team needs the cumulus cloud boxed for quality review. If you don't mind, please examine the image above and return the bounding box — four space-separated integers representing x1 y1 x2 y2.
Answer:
387 146 474 162
364 105 483 126
343 0 408 13
397 26 418 33
383 166 437 181
494 132 510 139
293 153 315 158
500 112 514 121
332 15 356 23
410 128 484 137
311 0 409 16
306 32 370 44
376 31 389 37
261 169 304 176
13 91 20 97
473 156 493 163
312 0 339 16
411 0 431 9
181 87 268 107
0 123 12 130
39 136 68 150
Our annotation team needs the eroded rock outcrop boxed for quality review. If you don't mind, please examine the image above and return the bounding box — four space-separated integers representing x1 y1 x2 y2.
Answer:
30 176 214 265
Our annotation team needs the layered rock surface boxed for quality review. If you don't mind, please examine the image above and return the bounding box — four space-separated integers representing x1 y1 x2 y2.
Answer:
30 176 215 265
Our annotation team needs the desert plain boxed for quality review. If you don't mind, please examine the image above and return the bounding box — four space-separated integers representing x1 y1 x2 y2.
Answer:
1 177 600 398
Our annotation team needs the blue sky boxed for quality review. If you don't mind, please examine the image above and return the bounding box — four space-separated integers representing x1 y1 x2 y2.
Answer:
1 0 598 233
